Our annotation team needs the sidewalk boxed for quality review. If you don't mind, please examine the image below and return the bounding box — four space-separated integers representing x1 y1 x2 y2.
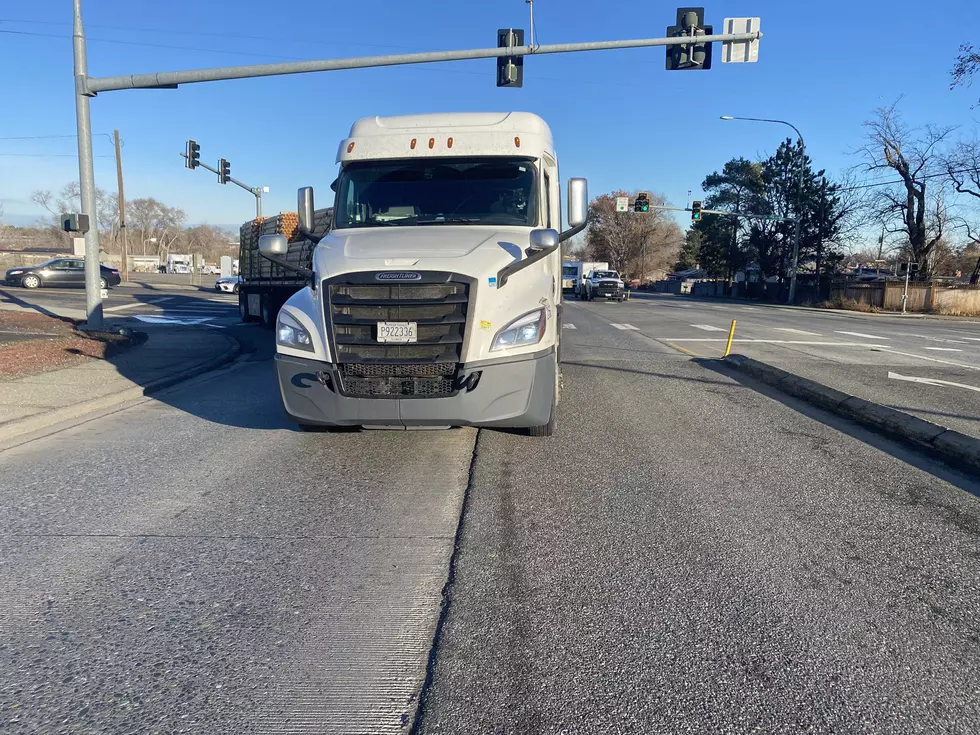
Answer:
0 325 240 443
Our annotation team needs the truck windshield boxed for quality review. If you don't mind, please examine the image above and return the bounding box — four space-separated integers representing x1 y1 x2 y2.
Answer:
595 272 619 279
334 157 537 228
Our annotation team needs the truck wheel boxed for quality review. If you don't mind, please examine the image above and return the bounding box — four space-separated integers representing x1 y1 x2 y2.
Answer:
260 295 275 329
239 291 258 323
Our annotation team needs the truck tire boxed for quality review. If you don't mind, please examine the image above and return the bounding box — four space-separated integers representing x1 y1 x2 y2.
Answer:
239 291 259 323
260 295 274 329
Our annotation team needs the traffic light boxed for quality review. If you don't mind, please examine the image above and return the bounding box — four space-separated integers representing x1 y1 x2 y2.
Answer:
634 192 651 213
496 28 525 88
218 158 230 185
666 7 713 71
691 200 703 222
186 139 200 169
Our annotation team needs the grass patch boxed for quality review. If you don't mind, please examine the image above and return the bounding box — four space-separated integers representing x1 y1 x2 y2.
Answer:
818 296 881 313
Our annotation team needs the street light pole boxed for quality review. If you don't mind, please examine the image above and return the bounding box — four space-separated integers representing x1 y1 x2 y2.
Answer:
720 115 806 305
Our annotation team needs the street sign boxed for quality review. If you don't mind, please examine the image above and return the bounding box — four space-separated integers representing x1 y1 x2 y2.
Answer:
721 18 761 63
100 288 108 299
616 197 630 212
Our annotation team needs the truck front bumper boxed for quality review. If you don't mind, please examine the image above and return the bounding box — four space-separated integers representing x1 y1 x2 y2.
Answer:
275 349 555 429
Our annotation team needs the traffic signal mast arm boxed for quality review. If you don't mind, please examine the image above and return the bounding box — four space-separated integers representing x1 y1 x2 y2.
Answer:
83 30 762 93
180 152 260 198
646 203 796 222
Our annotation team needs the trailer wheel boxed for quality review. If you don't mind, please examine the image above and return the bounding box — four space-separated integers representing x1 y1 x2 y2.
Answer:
239 291 258 323
260 295 274 329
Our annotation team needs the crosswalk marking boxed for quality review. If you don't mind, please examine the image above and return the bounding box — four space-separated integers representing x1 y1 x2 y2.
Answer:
562 323 577 330
774 328 822 336
691 324 726 332
104 296 176 313
611 323 639 330
835 330 888 340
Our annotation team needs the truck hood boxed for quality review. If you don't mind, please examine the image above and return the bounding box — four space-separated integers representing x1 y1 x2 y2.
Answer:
314 226 531 276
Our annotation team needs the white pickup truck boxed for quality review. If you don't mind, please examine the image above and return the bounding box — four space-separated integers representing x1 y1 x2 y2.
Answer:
257 112 589 436
582 269 626 301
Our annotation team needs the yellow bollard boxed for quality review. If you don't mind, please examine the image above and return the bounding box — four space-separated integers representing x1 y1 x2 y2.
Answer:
723 319 737 357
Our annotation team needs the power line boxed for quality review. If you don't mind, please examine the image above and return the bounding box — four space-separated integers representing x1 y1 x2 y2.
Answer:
0 17 419 51
0 153 113 158
838 167 978 193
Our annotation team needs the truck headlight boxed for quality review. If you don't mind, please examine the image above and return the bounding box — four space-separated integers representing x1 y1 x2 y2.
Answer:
277 312 314 351
491 308 546 352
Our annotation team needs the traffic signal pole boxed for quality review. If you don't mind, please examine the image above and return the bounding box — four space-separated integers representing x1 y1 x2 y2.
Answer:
72 0 103 329
70 0 761 327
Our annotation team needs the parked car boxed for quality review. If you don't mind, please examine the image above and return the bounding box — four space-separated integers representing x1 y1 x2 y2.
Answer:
5 258 121 289
215 275 242 294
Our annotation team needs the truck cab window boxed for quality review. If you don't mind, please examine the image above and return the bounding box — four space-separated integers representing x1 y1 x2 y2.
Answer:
334 158 538 228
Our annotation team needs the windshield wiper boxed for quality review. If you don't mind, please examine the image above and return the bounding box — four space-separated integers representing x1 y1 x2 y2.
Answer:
416 216 491 225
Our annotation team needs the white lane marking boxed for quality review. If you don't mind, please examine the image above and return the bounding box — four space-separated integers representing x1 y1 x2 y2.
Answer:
611 323 639 330
208 297 237 302
835 330 888 340
925 347 963 352
774 328 822 336
710 306 726 310
132 315 214 325
888 371 980 393
691 324 726 332
663 339 878 346
959 337 980 341
740 306 760 311
562 323 577 330
104 296 176 313
872 347 980 371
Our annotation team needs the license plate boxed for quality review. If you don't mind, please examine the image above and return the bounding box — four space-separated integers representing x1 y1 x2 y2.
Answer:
377 321 417 343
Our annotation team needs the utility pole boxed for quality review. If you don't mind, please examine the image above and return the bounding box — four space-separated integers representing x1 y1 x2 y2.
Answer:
113 129 128 282
73 0 103 329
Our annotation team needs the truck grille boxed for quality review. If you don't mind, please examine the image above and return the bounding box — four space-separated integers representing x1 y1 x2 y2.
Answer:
324 275 471 398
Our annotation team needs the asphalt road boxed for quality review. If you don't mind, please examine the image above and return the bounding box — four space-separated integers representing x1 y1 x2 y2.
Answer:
1 296 978 733
577 292 980 439
0 280 246 330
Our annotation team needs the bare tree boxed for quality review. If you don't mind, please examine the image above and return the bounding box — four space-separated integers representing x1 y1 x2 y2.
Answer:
585 191 682 280
951 43 980 107
854 101 956 279
30 182 118 251
128 198 187 257
942 135 980 282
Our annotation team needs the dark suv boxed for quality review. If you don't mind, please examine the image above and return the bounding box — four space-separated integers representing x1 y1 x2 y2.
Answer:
4 259 121 290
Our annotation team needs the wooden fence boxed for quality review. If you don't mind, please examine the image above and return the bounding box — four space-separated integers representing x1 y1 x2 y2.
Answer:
830 281 980 315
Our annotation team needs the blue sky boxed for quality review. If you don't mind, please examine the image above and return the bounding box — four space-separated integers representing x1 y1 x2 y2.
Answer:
1 0 978 240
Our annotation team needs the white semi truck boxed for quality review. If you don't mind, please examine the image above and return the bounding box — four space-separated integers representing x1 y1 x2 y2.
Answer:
258 112 589 436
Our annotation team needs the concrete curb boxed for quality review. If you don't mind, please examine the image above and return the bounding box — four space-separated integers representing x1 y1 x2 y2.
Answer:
723 354 980 474
0 335 241 444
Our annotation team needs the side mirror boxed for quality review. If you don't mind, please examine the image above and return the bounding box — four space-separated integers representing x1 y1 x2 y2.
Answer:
528 228 559 252
567 178 588 229
258 234 288 258
298 186 315 234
